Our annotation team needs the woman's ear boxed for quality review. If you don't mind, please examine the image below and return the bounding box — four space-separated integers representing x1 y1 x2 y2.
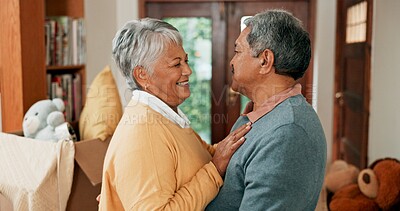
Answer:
133 66 149 88
259 49 274 74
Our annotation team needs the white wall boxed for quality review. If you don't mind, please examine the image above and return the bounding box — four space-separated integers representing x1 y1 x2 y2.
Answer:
84 0 138 107
84 0 116 86
368 0 400 163
313 0 336 163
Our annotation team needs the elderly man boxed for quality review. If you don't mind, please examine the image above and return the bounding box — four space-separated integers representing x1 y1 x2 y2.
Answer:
206 9 327 211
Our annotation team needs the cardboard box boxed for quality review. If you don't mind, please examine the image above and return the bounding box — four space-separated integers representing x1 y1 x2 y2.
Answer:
67 137 110 210
0 130 110 211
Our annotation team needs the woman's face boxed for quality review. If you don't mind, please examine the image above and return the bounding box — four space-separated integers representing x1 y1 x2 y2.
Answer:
147 43 192 110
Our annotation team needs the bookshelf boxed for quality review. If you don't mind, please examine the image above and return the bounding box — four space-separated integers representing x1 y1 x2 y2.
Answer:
0 0 86 132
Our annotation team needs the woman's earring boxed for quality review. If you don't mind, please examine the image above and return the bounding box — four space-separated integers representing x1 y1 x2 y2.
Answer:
144 84 148 90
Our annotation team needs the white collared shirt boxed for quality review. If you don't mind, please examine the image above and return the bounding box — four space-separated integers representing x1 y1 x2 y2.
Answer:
131 90 191 128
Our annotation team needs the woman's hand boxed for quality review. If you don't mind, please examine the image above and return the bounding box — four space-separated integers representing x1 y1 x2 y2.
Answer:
212 122 251 177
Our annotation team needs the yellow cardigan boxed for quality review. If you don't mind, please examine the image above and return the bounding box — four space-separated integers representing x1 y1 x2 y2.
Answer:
99 99 223 210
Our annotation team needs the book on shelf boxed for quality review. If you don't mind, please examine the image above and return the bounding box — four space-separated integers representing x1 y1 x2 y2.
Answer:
45 16 86 66
61 74 73 121
73 73 82 121
47 73 82 122
44 22 51 66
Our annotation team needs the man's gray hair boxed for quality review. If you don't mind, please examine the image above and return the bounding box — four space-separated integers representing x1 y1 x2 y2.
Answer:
112 18 183 90
244 9 311 80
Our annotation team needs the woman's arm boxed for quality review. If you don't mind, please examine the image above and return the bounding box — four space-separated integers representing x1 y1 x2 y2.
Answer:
109 124 222 210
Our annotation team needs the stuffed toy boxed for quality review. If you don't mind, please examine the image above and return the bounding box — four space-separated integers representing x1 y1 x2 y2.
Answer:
325 159 360 193
328 158 400 211
22 98 76 142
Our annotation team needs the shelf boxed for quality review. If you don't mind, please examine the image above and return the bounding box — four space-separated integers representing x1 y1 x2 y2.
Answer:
1 0 85 131
47 65 85 71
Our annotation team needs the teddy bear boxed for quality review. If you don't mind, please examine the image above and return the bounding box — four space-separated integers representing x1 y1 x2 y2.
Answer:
325 159 360 193
23 98 76 142
327 158 400 211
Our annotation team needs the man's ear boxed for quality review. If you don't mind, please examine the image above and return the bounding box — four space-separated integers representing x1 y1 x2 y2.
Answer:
133 66 149 88
259 49 274 74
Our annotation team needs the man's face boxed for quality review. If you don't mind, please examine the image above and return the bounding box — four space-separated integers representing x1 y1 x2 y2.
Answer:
230 27 260 97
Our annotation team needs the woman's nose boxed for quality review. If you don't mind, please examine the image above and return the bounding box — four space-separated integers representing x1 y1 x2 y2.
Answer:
183 64 192 76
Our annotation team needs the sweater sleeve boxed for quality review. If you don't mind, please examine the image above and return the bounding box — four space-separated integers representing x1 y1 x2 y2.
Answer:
194 130 216 156
112 123 223 211
202 142 217 156
239 124 323 210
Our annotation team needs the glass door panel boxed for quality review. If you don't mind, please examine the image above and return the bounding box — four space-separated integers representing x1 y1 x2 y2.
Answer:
164 17 212 143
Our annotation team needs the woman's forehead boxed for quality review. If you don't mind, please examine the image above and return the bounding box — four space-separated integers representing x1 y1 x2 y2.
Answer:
160 44 187 59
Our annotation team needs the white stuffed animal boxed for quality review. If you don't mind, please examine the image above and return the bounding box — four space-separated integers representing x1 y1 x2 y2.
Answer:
22 98 73 142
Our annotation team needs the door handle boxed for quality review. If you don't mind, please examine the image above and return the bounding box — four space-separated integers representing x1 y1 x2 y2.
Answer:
335 92 343 99
335 92 344 106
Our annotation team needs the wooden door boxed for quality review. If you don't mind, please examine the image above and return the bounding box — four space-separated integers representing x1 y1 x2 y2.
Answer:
224 1 314 133
141 0 315 144
334 0 372 168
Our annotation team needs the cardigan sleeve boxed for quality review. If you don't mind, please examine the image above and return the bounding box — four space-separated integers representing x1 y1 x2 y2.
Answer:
193 130 216 156
110 122 223 211
202 142 217 156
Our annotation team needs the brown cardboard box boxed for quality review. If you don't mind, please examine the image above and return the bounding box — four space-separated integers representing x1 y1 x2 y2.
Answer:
67 137 110 211
0 134 110 211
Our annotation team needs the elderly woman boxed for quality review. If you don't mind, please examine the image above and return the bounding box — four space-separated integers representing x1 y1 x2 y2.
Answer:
99 18 251 210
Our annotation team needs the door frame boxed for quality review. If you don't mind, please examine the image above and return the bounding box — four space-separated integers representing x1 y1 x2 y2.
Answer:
333 0 372 168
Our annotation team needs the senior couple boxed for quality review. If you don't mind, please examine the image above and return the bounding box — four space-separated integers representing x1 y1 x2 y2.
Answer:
98 9 327 211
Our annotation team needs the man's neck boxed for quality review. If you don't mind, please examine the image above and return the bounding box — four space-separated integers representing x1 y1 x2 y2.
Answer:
251 77 296 111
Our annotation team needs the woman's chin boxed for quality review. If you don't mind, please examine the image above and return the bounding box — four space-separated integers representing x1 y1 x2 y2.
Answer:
181 92 191 102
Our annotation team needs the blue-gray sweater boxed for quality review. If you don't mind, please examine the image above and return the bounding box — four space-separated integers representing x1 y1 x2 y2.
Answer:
206 95 327 211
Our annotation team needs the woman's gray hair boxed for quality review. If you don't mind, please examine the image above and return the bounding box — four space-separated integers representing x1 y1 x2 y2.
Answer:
112 18 182 90
244 9 311 80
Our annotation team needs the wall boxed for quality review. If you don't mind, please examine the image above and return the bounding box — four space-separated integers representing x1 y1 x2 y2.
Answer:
313 0 336 163
368 0 400 163
84 0 138 107
84 0 116 88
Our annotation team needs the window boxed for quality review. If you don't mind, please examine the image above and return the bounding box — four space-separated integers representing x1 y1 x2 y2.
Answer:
346 1 367 43
164 17 213 143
